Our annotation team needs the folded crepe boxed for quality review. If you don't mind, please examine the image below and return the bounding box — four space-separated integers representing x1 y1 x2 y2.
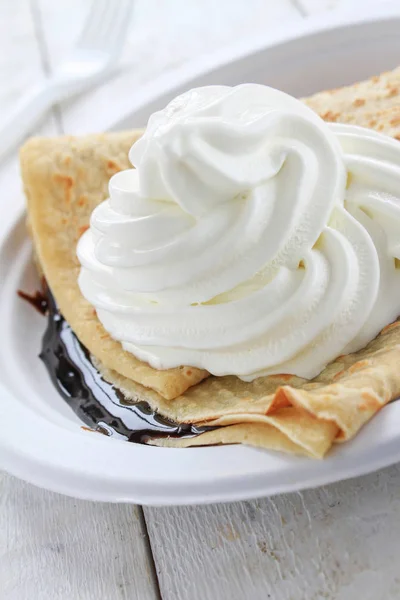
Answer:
20 67 400 458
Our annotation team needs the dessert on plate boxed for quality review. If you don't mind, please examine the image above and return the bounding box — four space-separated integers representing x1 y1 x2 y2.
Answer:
20 66 400 458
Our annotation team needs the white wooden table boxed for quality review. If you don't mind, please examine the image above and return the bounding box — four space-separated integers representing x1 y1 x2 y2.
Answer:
1 1 398 599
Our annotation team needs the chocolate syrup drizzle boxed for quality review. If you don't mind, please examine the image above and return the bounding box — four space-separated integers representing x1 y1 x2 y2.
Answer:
22 285 210 443
17 289 48 315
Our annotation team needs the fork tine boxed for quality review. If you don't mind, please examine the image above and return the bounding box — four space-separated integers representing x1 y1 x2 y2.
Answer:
100 0 133 53
75 0 115 49
87 0 123 45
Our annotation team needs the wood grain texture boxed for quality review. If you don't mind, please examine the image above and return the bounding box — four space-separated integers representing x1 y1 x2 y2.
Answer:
145 465 400 600
0 473 160 600
0 0 59 222
3 2 400 600
0 3 159 599
0 0 48 118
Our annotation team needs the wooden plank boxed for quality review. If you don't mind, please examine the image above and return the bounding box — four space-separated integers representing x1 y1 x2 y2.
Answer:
0 0 55 123
12 3 399 600
0 3 159 599
0 0 59 213
37 0 302 133
145 464 400 600
0 473 160 600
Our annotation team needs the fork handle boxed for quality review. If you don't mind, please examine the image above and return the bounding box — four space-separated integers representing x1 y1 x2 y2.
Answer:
0 83 56 162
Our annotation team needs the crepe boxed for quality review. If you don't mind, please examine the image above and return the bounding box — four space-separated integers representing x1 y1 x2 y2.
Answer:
302 65 400 137
20 67 400 458
21 132 208 400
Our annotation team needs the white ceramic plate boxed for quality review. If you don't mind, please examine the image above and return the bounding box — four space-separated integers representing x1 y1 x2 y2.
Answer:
2 8 400 506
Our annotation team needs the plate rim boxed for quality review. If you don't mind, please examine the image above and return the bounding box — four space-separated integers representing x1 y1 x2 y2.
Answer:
2 210 400 506
104 4 400 133
3 8 400 505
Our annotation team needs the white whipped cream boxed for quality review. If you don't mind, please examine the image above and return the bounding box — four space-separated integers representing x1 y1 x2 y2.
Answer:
77 85 400 380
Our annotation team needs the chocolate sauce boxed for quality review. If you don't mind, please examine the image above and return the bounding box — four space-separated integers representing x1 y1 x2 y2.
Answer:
17 288 48 315
26 285 209 443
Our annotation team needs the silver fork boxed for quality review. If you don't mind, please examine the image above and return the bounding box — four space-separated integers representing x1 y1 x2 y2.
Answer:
0 0 133 162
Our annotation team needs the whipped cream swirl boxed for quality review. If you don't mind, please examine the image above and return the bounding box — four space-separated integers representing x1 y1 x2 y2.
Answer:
77 85 400 380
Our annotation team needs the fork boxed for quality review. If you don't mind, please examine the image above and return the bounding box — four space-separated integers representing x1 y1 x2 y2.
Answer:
0 0 133 162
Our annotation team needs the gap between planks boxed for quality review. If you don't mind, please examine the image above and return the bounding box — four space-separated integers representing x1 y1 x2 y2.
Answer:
0 473 161 600
28 0 163 597
15 3 382 600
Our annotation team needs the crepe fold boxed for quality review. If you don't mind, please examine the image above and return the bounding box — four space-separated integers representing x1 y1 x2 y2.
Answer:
20 67 400 458
21 131 208 400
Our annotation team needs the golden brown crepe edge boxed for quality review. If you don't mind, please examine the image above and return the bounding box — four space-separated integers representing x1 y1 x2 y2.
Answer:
95 319 400 457
20 66 400 457
20 132 208 400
